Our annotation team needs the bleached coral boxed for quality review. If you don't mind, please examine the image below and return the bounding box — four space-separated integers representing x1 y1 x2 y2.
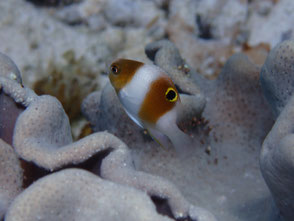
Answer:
0 140 23 220
260 39 294 221
5 169 172 221
0 51 216 221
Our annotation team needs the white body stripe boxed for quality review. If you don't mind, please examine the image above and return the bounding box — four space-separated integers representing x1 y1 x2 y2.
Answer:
154 103 192 154
118 64 163 126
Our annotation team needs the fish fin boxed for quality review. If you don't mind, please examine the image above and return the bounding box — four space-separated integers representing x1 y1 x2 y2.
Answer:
163 124 194 157
123 107 144 128
147 127 171 150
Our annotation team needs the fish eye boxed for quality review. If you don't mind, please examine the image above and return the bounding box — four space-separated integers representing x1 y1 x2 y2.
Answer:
165 87 177 102
110 64 120 75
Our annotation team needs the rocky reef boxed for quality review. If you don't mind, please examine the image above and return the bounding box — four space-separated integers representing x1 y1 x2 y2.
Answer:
1 0 294 221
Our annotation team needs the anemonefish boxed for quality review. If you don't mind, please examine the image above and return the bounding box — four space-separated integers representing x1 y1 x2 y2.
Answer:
108 58 193 154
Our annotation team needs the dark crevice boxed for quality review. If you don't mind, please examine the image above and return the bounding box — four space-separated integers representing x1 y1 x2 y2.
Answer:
159 1 170 18
25 0 80 7
175 84 192 95
21 148 113 188
151 196 174 219
196 15 213 40
151 196 195 221
66 20 85 27
145 46 159 62
67 148 113 176
177 216 195 221
21 160 49 188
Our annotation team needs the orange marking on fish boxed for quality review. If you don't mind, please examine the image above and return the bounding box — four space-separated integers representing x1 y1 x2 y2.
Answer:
138 76 179 124
109 59 143 92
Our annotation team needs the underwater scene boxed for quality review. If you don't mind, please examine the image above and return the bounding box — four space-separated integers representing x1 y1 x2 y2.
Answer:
0 0 293 220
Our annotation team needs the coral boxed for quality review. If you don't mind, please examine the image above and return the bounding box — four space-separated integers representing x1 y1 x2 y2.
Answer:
104 0 162 27
203 53 274 145
0 0 113 87
51 0 167 62
0 93 24 145
167 0 248 79
260 97 294 220
0 52 27 145
209 0 247 40
138 44 275 221
33 50 99 121
260 39 294 220
0 52 22 84
55 0 165 29
5 169 172 221
3 1 294 220
84 40 277 221
0 139 23 220
260 94 294 221
248 0 294 48
260 40 294 117
242 43 270 67
0 93 23 147
0 52 215 221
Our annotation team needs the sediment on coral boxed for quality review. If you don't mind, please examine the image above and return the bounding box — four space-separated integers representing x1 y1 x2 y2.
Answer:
202 53 274 146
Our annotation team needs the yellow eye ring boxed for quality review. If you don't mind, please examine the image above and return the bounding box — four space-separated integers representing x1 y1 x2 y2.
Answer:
165 87 178 102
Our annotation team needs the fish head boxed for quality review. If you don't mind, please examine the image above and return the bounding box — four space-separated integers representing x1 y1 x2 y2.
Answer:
108 58 144 93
